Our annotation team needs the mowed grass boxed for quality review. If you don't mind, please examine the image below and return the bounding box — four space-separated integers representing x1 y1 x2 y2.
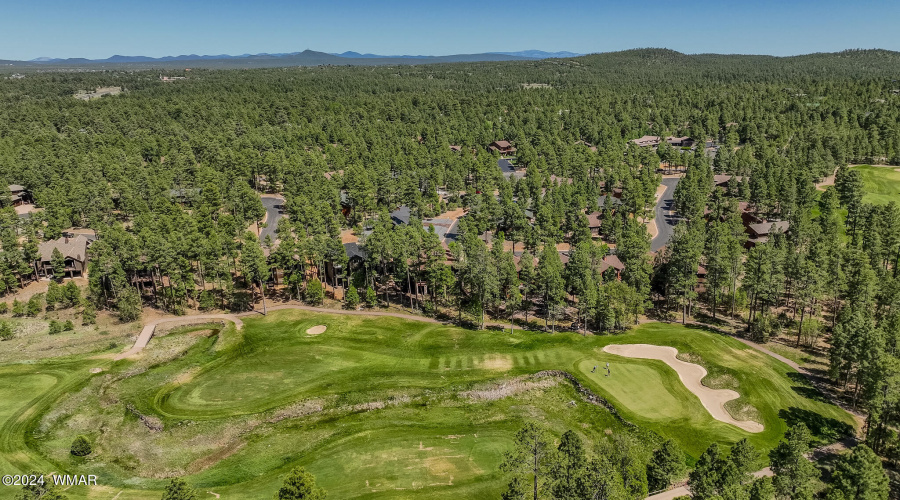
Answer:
852 164 900 204
0 311 856 499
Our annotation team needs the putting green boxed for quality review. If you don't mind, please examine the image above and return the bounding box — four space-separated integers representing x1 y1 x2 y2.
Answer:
578 359 690 420
0 311 857 499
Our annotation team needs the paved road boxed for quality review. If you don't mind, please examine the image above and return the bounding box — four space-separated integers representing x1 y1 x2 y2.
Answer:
258 195 284 243
651 178 680 252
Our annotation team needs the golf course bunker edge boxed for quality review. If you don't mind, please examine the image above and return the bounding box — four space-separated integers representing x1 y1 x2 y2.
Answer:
602 343 764 433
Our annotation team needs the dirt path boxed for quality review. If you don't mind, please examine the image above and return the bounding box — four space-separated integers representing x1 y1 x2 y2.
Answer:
603 344 764 433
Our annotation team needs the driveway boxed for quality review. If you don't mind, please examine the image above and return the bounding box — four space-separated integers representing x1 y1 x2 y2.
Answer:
651 177 679 252
259 195 285 243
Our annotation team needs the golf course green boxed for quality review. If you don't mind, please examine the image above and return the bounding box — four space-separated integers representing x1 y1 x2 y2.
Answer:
852 164 900 205
0 310 855 499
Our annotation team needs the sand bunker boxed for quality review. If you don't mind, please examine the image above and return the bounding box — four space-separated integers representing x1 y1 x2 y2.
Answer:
602 344 763 433
306 325 327 335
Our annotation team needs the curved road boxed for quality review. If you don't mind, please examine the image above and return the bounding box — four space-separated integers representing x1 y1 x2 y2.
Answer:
651 177 679 252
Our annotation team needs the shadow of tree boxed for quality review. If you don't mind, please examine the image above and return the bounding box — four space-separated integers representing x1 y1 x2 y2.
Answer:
779 407 854 445
786 372 831 404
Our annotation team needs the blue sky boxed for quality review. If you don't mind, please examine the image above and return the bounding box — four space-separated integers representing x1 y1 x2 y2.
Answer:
2 0 899 60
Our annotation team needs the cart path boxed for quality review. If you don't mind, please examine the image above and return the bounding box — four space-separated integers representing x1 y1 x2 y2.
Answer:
603 344 764 433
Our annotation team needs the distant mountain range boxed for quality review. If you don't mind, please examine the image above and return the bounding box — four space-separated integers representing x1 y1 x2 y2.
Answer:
0 49 582 69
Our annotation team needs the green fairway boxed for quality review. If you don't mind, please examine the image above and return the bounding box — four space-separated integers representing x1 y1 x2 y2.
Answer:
0 311 855 499
852 164 900 204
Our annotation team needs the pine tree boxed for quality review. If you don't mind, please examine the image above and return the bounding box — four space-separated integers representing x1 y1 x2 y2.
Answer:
344 285 360 309
160 478 198 500
828 444 889 500
769 424 818 500
646 440 685 492
500 423 554 500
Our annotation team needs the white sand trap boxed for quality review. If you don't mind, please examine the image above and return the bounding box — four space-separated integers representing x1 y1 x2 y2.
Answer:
306 325 327 335
603 344 763 433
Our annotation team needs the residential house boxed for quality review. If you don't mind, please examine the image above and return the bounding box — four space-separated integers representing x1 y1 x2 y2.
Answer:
746 220 790 247
488 141 517 155
665 136 694 147
587 212 602 238
8 184 30 206
600 255 625 279
36 234 94 278
631 135 661 147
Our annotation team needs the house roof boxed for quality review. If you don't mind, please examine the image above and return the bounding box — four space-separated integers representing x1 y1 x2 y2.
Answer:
38 235 91 262
390 205 411 225
587 211 602 228
600 254 625 272
713 174 746 186
8 184 24 192
491 140 512 148
748 220 789 236
449 145 462 152
344 242 367 261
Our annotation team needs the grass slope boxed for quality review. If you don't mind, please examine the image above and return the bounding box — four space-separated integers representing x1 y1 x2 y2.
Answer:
852 164 900 204
0 311 855 499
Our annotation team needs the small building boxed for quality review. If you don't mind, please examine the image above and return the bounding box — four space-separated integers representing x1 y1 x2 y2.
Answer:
37 234 93 278
449 145 462 152
488 141 517 155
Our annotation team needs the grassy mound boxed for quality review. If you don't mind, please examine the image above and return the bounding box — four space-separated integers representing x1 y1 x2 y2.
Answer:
0 311 855 499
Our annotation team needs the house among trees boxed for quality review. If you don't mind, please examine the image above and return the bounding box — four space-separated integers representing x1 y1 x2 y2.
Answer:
631 135 695 148
665 136 694 147
587 211 603 237
449 145 462 152
600 254 625 279
390 205 411 225
713 174 746 188
8 184 30 206
746 220 790 247
488 141 516 155
631 135 661 147
36 234 94 279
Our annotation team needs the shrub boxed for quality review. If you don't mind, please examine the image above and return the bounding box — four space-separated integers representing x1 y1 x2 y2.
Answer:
305 278 324 305
0 302 8 315
46 281 62 310
198 291 216 311
750 313 781 343
0 322 13 341
12 299 24 317
48 320 63 335
81 302 96 325
70 435 92 456
63 320 75 331
344 285 360 309
63 281 81 307
365 286 378 308
26 293 44 317
161 478 198 500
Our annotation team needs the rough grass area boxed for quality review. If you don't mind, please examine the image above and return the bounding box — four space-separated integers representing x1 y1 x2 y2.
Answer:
852 164 900 204
0 311 856 499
